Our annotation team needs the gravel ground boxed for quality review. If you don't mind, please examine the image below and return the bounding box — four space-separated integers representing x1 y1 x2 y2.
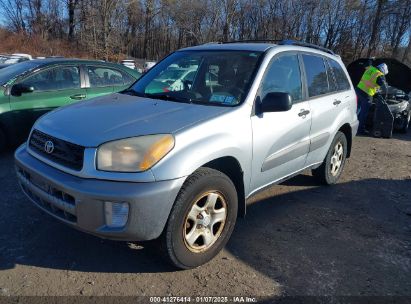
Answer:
0 132 410 300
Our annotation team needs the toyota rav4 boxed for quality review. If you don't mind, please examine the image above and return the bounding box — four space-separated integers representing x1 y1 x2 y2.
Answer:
15 41 359 269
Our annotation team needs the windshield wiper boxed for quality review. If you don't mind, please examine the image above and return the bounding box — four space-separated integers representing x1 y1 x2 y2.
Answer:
121 89 145 97
188 99 234 107
122 90 222 105
145 93 193 103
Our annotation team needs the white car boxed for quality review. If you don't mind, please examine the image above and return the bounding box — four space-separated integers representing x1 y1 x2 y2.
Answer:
3 56 30 64
12 53 33 60
121 59 136 70
144 61 156 72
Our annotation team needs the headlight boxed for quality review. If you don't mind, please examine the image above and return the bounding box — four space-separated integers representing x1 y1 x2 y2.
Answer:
97 134 175 172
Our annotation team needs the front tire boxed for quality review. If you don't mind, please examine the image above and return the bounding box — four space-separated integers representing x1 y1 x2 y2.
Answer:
312 131 348 185
162 167 238 269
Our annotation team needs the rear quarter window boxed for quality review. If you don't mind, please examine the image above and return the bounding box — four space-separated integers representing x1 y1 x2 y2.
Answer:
87 66 134 87
328 59 351 91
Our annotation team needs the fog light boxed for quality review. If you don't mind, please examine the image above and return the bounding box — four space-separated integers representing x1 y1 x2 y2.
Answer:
104 202 129 228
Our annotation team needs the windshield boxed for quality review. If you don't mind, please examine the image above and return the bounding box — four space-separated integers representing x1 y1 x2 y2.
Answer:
0 61 42 85
157 69 191 81
130 50 263 106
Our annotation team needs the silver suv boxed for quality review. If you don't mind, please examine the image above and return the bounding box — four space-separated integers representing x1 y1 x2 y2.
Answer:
15 41 359 269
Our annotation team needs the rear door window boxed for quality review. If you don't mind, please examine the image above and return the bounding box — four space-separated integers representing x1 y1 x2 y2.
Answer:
328 59 351 91
302 55 330 97
87 66 133 87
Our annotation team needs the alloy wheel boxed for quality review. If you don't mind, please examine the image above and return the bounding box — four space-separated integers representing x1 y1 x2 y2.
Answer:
330 141 344 176
183 191 227 253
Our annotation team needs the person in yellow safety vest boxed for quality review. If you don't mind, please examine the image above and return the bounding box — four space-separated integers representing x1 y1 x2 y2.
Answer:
356 63 389 134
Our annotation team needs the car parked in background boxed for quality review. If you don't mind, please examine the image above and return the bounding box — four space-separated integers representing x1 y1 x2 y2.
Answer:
121 59 136 70
0 55 11 69
0 54 10 62
379 86 410 133
0 59 141 151
14 41 358 269
143 61 156 72
0 54 31 69
145 68 196 93
3 56 30 64
348 57 411 133
12 53 33 60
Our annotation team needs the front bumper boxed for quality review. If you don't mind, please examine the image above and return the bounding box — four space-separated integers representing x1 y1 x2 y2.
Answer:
14 144 186 241
387 101 410 130
387 100 409 115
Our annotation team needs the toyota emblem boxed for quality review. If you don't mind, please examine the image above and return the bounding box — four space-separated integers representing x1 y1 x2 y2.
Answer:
44 141 55 154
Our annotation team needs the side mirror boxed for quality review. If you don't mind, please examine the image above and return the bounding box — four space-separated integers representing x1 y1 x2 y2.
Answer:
11 83 34 96
261 92 293 112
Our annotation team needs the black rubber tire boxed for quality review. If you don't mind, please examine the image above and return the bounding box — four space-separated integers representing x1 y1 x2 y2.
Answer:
0 128 6 154
312 131 348 185
162 167 238 269
399 112 410 134
372 129 382 138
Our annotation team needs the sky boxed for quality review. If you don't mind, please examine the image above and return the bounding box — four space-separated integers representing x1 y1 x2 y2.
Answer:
0 7 7 26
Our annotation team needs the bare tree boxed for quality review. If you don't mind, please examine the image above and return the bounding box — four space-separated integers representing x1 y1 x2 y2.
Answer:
367 0 387 57
67 0 78 40
0 0 26 32
0 0 410 64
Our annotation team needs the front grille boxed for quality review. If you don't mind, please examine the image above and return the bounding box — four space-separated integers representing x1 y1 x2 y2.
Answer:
17 166 77 223
29 130 84 171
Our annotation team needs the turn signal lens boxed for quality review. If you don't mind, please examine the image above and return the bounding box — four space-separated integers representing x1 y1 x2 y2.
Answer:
139 134 175 171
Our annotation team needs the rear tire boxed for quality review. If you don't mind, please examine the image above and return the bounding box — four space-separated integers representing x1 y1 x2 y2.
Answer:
162 167 238 269
312 131 348 185
0 128 7 153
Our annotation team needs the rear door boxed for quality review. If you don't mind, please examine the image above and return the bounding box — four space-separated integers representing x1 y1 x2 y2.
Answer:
250 52 312 192
9 64 85 139
85 65 136 99
302 54 350 166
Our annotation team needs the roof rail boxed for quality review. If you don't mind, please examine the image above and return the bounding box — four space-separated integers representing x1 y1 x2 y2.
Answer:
211 39 336 55
220 39 281 44
278 40 335 55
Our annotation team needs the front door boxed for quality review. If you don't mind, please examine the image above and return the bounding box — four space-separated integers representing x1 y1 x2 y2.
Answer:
250 52 312 193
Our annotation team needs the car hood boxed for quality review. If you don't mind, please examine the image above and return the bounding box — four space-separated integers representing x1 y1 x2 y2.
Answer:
347 58 411 94
34 93 231 147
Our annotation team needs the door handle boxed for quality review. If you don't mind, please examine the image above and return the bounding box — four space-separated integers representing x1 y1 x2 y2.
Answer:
70 94 86 100
298 109 310 117
333 99 342 105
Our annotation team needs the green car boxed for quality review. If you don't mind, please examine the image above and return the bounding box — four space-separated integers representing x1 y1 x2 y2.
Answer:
0 59 140 151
